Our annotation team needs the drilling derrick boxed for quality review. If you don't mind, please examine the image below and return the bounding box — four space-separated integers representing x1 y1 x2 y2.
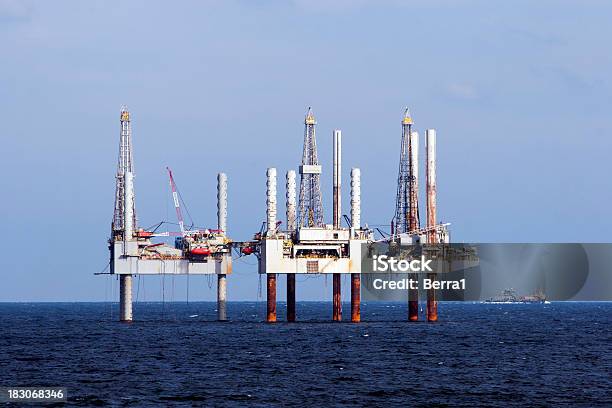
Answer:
252 109 374 323
393 108 421 322
112 106 136 239
298 107 324 228
107 106 232 322
394 108 420 234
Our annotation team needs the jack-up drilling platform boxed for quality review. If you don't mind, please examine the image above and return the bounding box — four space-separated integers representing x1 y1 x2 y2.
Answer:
389 109 451 322
244 108 374 323
104 105 461 324
108 106 232 322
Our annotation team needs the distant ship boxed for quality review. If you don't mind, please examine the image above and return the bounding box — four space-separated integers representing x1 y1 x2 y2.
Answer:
485 288 549 304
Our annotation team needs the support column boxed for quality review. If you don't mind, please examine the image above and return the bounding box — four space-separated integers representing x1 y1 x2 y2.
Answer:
408 130 420 322
426 129 438 322
217 274 227 321
286 170 297 232
333 130 342 229
350 168 361 323
217 173 227 234
123 171 135 256
427 282 438 322
287 274 295 322
351 273 360 322
350 168 361 231
286 170 297 323
408 288 419 321
120 274 133 322
267 274 277 322
332 274 342 321
266 168 277 237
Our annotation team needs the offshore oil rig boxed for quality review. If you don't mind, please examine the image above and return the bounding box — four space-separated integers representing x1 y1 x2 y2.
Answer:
108 107 232 322
245 108 373 322
388 109 449 322
106 106 449 323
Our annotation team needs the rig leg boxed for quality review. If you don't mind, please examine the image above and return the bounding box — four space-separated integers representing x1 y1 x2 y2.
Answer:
351 273 360 323
408 273 419 321
287 274 296 322
120 274 133 322
333 273 342 321
267 274 277 323
217 274 227 321
427 273 438 322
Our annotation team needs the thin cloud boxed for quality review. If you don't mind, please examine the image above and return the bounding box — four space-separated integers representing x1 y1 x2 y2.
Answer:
448 83 479 100
291 0 373 13
0 0 32 23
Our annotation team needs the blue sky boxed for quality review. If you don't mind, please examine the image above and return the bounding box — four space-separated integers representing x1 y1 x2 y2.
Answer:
1 0 611 301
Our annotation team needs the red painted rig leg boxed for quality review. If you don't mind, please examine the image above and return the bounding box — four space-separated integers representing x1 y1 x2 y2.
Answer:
267 274 277 323
287 274 296 322
408 274 419 321
427 273 438 322
351 273 360 323
332 274 342 321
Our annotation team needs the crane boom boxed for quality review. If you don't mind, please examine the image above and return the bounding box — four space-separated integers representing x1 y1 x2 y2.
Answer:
166 167 185 236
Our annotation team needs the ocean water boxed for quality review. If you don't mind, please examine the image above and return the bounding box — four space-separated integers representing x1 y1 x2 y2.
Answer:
0 302 610 407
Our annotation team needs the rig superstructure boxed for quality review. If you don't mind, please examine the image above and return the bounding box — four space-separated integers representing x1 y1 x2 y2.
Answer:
108 107 232 322
387 109 450 322
248 108 373 322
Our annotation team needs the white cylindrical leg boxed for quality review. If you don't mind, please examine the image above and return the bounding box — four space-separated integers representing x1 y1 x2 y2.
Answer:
120 274 133 322
286 170 296 232
333 130 342 229
351 168 361 229
266 168 277 237
217 173 228 234
410 131 419 196
426 129 437 242
123 171 134 250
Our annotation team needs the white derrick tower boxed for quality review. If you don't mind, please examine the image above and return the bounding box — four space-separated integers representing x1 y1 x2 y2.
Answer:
112 106 137 239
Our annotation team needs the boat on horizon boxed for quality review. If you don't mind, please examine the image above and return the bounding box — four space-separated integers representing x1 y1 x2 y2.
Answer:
485 288 549 304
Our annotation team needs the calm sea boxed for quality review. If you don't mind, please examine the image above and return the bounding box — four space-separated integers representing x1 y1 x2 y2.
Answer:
1 302 610 406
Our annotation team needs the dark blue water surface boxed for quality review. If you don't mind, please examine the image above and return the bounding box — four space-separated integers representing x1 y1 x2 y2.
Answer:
0 302 610 407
